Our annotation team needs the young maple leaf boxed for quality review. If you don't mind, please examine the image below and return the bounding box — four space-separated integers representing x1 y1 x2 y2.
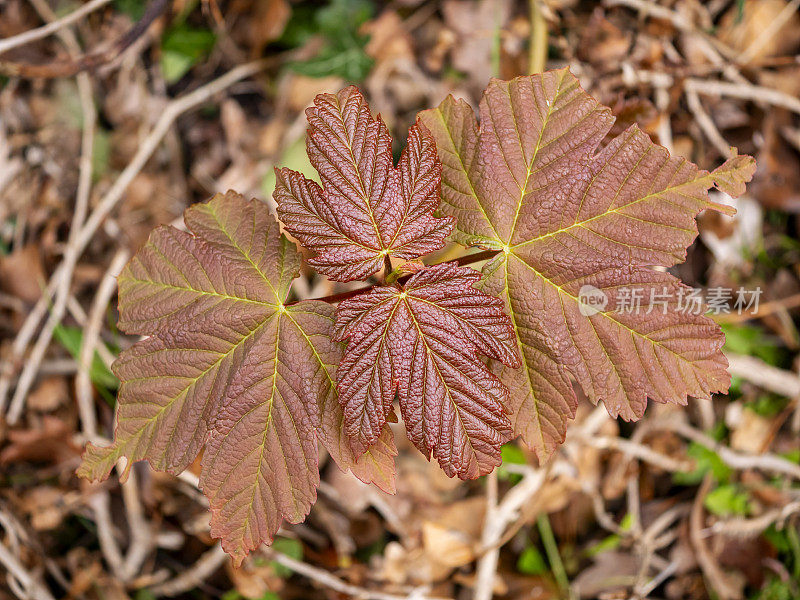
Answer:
334 263 521 479
77 191 396 564
420 69 756 461
273 86 454 282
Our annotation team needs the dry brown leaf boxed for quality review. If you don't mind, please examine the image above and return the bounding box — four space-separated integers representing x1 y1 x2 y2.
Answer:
21 487 70 530
364 11 414 64
573 551 639 598
27 375 69 412
117 172 183 248
719 0 800 63
442 0 512 89
282 74 345 113
66 547 126 598
0 415 81 465
240 0 291 56
379 541 455 585
419 496 485 568
421 521 475 568
452 570 509 596
730 406 775 454
226 554 284 599
711 534 771 589
577 9 631 67
0 244 46 303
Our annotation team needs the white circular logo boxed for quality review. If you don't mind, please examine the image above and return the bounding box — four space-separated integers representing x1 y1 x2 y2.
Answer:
578 285 608 316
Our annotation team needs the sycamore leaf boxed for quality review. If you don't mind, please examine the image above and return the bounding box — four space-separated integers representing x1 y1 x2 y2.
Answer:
77 191 395 564
334 263 520 479
287 301 397 495
200 300 395 562
274 86 454 282
420 69 756 460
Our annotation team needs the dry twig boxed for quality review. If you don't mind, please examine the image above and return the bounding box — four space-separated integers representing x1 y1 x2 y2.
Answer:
711 501 800 538
725 353 800 399
0 0 99 421
265 548 450 600
666 420 800 480
0 0 169 78
0 0 112 56
689 476 743 600
685 86 732 158
76 249 129 438
738 0 800 64
685 77 800 116
604 0 738 62
474 467 548 600
0 511 57 600
574 433 693 472
1 57 275 422
75 251 131 580
147 544 229 597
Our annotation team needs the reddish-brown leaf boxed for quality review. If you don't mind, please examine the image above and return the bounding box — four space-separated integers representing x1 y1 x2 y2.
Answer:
420 69 756 460
78 192 395 564
335 263 520 478
274 86 454 282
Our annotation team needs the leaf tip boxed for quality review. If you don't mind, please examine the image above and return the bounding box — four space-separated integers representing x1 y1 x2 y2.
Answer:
76 441 125 483
710 151 756 200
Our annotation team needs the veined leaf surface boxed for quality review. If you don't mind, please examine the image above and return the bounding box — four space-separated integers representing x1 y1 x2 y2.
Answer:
420 69 756 460
78 192 395 564
335 263 520 478
274 86 454 282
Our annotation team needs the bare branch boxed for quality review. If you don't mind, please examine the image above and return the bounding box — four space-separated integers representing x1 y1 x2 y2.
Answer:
666 420 800 480
148 545 229 597
689 476 743 600
725 353 800 399
265 548 450 600
685 77 800 115
474 467 548 600
0 0 112 57
0 514 56 600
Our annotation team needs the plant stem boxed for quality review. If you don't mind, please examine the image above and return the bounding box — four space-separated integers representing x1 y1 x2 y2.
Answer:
528 0 548 74
491 1 502 78
449 249 500 267
537 513 571 599
383 254 393 282
286 249 500 306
